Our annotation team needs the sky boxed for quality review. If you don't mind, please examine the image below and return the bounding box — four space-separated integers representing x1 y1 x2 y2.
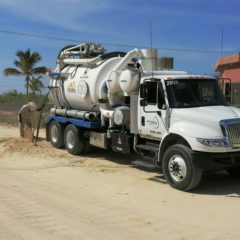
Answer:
0 0 240 94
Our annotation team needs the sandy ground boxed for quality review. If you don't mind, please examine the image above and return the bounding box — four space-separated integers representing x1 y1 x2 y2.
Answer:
0 125 240 240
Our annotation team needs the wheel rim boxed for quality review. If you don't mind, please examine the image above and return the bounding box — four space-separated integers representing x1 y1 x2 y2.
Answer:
66 130 75 150
50 125 59 143
168 155 187 182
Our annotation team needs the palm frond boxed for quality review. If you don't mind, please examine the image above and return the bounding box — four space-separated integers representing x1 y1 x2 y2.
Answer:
30 52 41 63
3 68 23 76
16 50 27 61
16 49 41 69
13 60 22 68
32 66 47 75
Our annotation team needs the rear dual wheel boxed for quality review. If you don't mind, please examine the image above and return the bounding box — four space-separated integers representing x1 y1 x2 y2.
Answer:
49 121 86 155
49 121 64 148
64 124 86 155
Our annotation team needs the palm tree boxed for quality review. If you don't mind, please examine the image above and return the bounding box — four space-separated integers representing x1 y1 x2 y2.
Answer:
26 76 44 97
3 49 47 96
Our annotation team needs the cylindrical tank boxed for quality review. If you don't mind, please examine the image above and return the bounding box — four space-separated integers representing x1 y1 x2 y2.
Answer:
49 47 157 113
49 57 123 112
119 69 140 95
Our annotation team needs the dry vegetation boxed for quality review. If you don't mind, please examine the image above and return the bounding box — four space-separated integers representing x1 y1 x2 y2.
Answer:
0 91 51 127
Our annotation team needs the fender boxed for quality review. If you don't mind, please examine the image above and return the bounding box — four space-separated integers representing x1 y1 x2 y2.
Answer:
158 132 190 165
158 120 226 164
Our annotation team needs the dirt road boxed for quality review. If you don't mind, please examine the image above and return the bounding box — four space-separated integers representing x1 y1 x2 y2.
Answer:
0 125 240 240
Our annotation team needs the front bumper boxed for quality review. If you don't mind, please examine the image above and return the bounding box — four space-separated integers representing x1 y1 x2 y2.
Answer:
193 151 240 171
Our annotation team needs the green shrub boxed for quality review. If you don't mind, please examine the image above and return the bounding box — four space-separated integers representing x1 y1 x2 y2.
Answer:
0 90 47 104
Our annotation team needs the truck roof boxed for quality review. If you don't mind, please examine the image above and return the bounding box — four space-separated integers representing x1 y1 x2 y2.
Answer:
143 71 216 81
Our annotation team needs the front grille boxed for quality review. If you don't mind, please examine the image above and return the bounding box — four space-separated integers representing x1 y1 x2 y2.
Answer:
220 119 240 148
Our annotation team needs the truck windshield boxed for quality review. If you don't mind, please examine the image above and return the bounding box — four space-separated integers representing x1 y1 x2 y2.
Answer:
165 79 227 108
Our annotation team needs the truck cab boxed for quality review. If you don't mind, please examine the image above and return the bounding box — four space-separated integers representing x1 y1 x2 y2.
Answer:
137 74 240 190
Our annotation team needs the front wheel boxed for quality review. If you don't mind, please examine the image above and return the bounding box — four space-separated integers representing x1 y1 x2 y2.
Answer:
162 144 202 191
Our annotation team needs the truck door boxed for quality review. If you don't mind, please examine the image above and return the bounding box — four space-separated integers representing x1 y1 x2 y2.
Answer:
138 79 167 140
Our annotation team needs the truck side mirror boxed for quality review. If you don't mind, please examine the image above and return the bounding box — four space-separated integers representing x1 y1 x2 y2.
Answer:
140 83 149 106
158 82 166 110
140 83 145 98
224 82 231 103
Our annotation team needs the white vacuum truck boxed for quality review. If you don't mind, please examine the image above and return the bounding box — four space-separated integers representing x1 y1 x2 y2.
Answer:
46 42 240 191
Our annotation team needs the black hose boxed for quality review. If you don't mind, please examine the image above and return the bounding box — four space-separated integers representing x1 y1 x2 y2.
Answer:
100 52 126 61
34 91 50 146
57 45 76 59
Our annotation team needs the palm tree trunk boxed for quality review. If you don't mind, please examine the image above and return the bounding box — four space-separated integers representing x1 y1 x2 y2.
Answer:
26 75 29 96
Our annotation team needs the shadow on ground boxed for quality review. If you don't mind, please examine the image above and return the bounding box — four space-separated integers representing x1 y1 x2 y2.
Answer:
83 148 137 166
68 149 240 195
33 142 240 196
192 171 240 197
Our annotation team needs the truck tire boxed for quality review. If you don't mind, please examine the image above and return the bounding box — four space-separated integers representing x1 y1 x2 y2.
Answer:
49 121 64 149
227 168 240 179
64 124 85 155
162 144 202 191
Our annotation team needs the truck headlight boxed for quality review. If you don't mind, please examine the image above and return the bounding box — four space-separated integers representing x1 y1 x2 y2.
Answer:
197 138 229 147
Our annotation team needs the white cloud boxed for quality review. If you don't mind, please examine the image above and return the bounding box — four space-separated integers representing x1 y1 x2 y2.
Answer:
0 0 114 32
